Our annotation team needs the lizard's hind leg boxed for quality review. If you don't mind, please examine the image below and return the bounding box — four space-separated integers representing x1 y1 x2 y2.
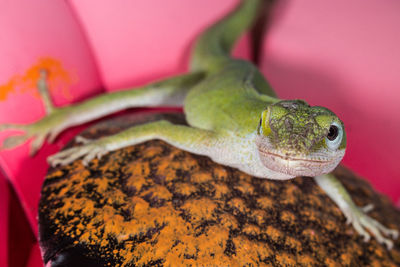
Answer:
0 71 204 154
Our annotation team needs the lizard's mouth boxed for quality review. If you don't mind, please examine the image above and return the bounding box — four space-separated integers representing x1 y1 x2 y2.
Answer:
258 149 343 177
256 137 345 177
259 150 330 163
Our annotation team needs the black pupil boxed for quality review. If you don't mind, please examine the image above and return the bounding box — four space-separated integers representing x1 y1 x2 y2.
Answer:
327 125 339 141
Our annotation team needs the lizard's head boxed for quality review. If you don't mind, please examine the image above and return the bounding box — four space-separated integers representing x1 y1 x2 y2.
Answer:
256 100 346 178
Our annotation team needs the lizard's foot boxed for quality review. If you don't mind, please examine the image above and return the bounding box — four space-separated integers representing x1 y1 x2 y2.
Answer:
0 121 64 156
315 174 399 250
343 203 399 249
0 68 64 156
48 136 109 167
0 124 30 149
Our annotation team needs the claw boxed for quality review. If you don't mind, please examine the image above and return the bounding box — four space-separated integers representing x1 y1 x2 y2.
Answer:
391 229 399 240
385 240 394 250
373 220 399 240
361 204 374 213
343 204 398 250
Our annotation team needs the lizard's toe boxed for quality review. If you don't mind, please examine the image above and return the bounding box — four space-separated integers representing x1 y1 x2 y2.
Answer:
48 141 110 167
75 136 93 145
2 135 30 150
81 146 108 166
343 204 398 249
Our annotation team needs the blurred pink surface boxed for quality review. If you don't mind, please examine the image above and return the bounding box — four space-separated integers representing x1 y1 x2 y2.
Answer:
0 0 102 233
68 0 243 90
0 173 8 267
26 243 43 267
0 0 399 265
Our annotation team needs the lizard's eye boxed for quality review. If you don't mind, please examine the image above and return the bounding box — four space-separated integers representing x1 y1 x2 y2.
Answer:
325 122 343 150
327 125 339 141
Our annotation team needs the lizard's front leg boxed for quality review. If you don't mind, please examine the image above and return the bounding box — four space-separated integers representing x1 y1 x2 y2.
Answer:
48 120 216 167
314 173 399 249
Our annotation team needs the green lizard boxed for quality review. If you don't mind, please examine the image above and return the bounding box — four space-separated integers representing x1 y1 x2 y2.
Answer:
1 0 398 249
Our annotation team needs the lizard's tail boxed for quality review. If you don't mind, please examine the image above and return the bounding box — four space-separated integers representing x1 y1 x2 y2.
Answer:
190 0 263 73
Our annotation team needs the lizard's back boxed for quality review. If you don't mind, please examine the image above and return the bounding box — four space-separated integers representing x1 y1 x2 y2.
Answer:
184 60 274 135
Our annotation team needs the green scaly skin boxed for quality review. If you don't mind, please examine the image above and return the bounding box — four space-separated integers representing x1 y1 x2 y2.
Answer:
1 0 398 249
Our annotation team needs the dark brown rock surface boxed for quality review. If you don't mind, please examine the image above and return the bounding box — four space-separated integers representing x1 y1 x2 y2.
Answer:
39 112 400 266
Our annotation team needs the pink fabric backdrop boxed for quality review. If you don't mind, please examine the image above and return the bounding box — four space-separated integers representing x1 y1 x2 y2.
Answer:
0 0 398 266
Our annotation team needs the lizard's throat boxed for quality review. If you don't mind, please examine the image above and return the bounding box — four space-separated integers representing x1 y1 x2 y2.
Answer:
256 136 345 177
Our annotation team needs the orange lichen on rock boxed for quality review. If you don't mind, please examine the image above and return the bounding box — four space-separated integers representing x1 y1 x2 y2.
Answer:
174 182 197 196
0 57 76 101
280 185 300 205
124 162 151 192
140 185 172 202
191 170 213 183
324 257 342 267
275 252 297 266
250 209 268 225
219 213 239 230
390 249 400 263
243 223 261 236
297 254 317 266
323 217 339 232
300 207 321 224
228 197 250 215
234 180 255 195
153 158 179 182
181 198 218 224
210 181 230 198
232 235 271 265
256 196 274 210
212 166 228 181
280 210 296 223
265 225 284 243
284 235 302 252
141 145 163 157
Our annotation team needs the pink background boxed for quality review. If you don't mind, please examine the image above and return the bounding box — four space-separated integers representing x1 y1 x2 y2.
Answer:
0 0 399 266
